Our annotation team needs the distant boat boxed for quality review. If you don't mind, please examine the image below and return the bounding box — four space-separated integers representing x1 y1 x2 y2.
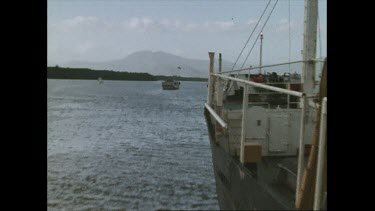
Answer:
98 77 103 84
162 78 180 90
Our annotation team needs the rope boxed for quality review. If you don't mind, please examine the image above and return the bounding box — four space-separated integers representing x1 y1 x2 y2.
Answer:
224 0 273 96
224 0 280 96
230 0 272 72
240 0 279 70
288 0 291 74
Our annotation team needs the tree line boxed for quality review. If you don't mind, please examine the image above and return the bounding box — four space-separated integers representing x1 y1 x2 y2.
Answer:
47 66 156 81
47 66 207 82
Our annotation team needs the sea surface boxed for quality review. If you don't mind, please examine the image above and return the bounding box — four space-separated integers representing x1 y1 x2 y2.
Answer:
47 79 219 210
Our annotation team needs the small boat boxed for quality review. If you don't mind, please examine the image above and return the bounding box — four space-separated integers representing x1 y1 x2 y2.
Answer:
162 78 180 90
98 77 103 84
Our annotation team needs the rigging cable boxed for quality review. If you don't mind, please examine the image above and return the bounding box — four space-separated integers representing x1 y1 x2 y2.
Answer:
288 0 291 74
230 0 272 71
224 0 272 95
239 0 279 70
224 0 279 96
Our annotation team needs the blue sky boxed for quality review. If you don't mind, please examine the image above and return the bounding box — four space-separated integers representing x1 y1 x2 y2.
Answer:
48 0 326 67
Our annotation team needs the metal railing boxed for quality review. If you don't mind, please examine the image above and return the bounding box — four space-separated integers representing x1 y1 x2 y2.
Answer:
219 59 325 74
205 52 326 209
205 103 227 128
213 74 304 97
206 59 308 185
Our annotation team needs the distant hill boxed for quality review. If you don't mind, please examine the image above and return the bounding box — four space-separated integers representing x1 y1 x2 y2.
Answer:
60 51 320 77
63 51 234 78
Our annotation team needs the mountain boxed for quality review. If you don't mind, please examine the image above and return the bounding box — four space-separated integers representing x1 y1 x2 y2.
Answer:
63 51 234 78
62 51 316 78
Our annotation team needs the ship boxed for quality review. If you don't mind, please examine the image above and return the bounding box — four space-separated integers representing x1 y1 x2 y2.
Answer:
162 78 180 90
203 0 327 210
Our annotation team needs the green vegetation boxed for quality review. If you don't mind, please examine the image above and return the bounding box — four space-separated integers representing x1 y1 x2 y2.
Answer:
47 66 156 81
47 66 208 82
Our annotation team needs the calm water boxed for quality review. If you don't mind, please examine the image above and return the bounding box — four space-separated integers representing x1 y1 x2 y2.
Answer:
47 79 219 210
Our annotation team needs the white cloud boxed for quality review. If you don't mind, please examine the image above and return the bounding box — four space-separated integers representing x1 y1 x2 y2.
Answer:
125 17 154 31
120 17 250 32
49 16 263 34
274 18 296 32
246 19 258 25
62 16 99 26
48 16 315 64
50 16 105 33
209 21 236 31
159 19 182 31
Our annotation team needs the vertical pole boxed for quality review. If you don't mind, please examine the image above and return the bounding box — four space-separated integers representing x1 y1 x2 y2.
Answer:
302 0 318 96
297 58 327 209
296 95 307 203
215 53 224 138
296 0 319 208
287 83 291 109
240 83 249 163
259 32 263 75
217 53 223 106
288 0 291 74
313 97 327 210
208 52 215 105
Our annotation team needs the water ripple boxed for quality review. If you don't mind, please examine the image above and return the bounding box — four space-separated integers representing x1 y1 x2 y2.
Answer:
48 80 218 210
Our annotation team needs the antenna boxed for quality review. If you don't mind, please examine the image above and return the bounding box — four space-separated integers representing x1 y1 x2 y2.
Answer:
259 32 263 75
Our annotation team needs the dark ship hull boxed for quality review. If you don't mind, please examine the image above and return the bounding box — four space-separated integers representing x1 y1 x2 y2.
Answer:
162 84 179 90
162 80 180 90
204 109 297 210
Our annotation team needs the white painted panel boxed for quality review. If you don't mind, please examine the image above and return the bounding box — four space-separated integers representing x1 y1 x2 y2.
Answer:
246 107 267 140
268 114 289 152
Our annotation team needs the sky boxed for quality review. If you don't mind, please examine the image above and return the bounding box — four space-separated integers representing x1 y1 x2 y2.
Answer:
48 0 327 68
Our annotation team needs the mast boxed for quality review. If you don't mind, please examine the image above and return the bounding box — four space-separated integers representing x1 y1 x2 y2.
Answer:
207 52 215 105
259 32 263 75
302 0 318 96
296 0 319 209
